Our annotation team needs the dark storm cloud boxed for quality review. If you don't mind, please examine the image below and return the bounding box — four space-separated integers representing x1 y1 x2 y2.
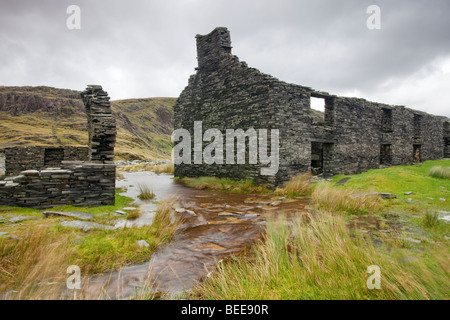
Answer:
1 0 449 116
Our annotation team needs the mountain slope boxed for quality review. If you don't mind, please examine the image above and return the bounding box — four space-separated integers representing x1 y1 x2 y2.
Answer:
0 86 175 160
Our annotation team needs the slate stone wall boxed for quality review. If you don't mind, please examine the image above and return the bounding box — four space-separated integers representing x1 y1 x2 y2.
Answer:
5 146 89 176
174 27 449 186
0 85 116 207
0 162 115 208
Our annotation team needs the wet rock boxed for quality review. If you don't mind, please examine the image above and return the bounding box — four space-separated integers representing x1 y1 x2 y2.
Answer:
116 210 127 215
175 208 197 216
270 201 281 206
218 212 238 217
43 211 94 221
9 216 37 223
0 232 9 237
404 191 413 195
335 177 351 185
137 240 149 248
59 221 115 231
439 198 446 202
245 213 260 217
194 242 227 251
379 193 397 199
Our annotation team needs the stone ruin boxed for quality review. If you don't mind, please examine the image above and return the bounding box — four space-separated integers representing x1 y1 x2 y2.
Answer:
174 27 450 186
0 85 116 208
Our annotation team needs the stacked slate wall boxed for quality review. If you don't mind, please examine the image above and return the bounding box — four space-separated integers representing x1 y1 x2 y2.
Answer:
5 146 89 176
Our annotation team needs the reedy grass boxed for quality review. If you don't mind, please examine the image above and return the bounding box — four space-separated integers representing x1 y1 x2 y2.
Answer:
137 183 156 200
119 162 174 174
275 172 313 197
181 176 270 194
429 166 450 180
311 183 384 214
194 211 449 300
423 210 440 228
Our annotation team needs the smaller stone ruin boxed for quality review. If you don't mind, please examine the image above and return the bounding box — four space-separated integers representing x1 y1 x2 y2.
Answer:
0 85 116 208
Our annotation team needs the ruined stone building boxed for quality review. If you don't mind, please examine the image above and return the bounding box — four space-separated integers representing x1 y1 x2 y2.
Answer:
0 85 116 208
174 27 450 186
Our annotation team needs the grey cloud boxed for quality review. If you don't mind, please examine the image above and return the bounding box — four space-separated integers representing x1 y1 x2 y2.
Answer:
0 0 449 116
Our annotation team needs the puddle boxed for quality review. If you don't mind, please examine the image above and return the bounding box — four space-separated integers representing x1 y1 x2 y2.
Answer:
80 171 309 299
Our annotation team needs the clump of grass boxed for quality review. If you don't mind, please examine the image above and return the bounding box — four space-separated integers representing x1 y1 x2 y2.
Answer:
275 172 313 197
181 177 270 194
194 211 449 300
137 183 155 200
429 166 450 179
152 162 174 174
126 208 142 220
118 162 174 174
423 210 440 228
311 184 384 214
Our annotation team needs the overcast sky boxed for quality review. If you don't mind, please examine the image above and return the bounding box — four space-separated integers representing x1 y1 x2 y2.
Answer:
1 0 449 117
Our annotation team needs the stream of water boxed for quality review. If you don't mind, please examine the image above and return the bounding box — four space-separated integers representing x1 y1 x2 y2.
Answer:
81 172 309 299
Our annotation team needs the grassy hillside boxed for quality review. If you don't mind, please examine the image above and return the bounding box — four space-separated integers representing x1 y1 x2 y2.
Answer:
0 86 175 160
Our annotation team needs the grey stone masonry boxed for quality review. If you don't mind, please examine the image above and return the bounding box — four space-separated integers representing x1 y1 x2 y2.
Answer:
0 85 116 208
81 85 116 163
174 27 450 187
5 146 89 176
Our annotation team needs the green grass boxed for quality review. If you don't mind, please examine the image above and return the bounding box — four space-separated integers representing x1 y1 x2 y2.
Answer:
180 176 270 194
194 211 449 300
67 198 178 274
423 210 440 228
330 159 450 211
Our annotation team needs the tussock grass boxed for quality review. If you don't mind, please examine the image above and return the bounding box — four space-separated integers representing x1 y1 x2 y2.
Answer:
126 208 142 220
181 176 270 194
429 166 450 180
195 211 449 300
312 184 384 214
423 210 440 228
275 172 313 197
0 226 73 299
137 183 155 200
118 162 174 174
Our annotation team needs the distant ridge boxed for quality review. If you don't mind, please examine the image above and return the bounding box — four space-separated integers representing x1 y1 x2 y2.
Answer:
0 86 175 160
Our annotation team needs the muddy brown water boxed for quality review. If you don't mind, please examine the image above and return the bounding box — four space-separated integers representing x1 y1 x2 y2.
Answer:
81 172 309 299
